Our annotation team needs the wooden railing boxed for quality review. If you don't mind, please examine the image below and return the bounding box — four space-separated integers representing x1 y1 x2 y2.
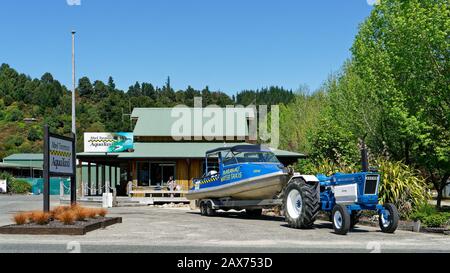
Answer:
129 186 188 198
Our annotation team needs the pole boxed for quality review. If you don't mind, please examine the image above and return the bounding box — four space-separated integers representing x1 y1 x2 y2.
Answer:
43 125 50 212
71 31 77 206
71 133 77 205
114 166 118 188
88 162 92 196
71 31 76 136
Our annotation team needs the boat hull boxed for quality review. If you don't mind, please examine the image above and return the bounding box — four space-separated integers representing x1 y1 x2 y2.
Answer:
186 172 289 200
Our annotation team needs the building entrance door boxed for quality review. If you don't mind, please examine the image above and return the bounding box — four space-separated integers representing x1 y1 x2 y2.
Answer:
150 163 175 187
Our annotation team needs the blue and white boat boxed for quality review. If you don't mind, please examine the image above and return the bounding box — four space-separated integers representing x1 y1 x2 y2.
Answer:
186 145 289 200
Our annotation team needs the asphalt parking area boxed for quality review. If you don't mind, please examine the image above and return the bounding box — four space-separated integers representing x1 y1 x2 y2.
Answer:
0 195 449 253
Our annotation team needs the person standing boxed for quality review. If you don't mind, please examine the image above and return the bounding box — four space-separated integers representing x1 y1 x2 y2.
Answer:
167 176 176 198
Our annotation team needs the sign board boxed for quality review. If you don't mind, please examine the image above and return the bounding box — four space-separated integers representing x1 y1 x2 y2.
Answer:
0 180 6 193
49 136 75 176
43 126 76 212
84 132 134 153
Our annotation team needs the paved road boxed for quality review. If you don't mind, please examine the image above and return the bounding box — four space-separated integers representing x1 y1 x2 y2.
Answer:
0 195 449 253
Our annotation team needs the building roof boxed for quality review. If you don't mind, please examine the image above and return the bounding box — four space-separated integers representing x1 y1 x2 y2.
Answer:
78 142 304 159
207 144 272 154
3 154 43 161
0 162 43 170
131 108 255 137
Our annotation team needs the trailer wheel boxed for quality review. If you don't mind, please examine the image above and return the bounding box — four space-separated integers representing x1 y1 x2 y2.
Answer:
283 178 320 229
379 203 399 233
206 202 217 217
200 202 208 216
246 209 263 218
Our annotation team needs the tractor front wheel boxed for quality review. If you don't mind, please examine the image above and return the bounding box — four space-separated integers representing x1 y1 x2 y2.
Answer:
350 211 362 229
332 204 351 235
283 178 320 229
379 203 399 233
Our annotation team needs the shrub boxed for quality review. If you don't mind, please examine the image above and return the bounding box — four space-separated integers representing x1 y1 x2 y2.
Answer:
97 208 108 217
5 178 32 194
32 212 50 225
13 213 28 225
26 211 39 223
27 127 41 142
86 208 98 219
0 172 14 183
73 207 88 221
6 107 23 122
422 215 449 228
377 159 430 218
57 211 76 225
5 135 24 148
410 204 450 228
10 179 32 194
50 206 70 219
410 212 427 222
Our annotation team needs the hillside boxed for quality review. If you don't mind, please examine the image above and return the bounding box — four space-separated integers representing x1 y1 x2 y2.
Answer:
0 64 295 158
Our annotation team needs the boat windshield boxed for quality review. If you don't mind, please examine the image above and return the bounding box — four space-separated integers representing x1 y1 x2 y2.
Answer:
223 151 280 165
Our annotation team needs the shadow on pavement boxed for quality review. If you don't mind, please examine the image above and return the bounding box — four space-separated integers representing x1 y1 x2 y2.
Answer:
186 210 372 234
185 211 285 222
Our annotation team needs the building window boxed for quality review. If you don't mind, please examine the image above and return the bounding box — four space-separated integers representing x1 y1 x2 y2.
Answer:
137 162 176 187
151 163 176 186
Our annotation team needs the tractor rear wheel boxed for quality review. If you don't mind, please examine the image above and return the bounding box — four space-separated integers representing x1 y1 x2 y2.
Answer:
283 178 320 229
379 203 399 233
332 204 351 235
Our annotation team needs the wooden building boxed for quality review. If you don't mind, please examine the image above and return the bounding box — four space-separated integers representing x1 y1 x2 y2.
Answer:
77 107 304 200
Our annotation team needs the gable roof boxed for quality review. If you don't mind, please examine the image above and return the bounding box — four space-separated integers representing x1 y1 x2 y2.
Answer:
3 154 43 161
131 108 255 138
0 162 43 170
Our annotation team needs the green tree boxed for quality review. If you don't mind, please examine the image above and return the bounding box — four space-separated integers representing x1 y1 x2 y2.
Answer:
279 89 328 154
78 77 94 97
27 127 41 142
349 0 449 208
107 76 116 91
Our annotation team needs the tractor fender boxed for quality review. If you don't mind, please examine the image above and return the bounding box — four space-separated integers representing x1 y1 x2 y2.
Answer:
289 174 319 185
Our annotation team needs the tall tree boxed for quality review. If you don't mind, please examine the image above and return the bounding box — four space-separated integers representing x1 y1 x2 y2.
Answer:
107 76 116 91
78 77 93 97
342 0 449 208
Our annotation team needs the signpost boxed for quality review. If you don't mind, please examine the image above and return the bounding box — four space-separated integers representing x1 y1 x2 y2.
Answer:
43 125 76 212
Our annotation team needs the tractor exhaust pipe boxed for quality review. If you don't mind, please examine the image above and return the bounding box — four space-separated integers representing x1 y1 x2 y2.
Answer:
360 135 369 172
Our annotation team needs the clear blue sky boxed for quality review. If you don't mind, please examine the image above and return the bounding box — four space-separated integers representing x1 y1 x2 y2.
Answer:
0 0 375 95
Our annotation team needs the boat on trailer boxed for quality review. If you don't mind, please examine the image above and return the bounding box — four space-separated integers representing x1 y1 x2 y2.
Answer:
186 145 289 201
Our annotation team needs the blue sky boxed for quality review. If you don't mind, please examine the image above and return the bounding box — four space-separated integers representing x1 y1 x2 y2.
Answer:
0 0 374 95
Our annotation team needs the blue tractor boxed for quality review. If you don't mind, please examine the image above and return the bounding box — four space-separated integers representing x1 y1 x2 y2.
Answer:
317 143 399 235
